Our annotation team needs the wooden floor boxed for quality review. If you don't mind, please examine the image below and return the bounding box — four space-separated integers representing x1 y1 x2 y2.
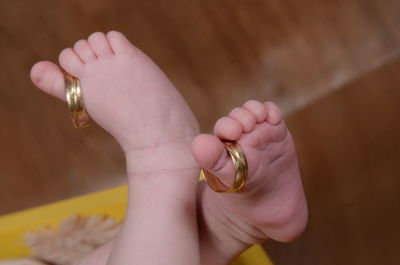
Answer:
1 0 400 264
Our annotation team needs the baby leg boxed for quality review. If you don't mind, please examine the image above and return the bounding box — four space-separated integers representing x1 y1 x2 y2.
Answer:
31 31 201 265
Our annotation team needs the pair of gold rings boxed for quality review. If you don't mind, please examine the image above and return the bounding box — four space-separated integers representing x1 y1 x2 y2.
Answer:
63 73 248 193
64 73 90 128
201 142 248 193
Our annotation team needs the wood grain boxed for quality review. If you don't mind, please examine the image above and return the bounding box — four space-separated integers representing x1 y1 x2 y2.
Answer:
264 58 400 264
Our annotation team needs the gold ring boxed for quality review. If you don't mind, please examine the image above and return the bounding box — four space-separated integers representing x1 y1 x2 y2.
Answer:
201 142 248 193
64 73 90 128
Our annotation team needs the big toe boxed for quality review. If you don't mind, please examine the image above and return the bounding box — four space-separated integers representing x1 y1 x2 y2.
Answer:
192 134 236 188
30 61 65 101
106 30 137 55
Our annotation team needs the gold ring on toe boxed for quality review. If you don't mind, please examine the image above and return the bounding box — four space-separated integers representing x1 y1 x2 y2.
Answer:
64 72 90 128
201 142 248 193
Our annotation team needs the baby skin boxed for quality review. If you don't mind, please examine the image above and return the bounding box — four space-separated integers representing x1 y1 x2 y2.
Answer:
31 31 201 265
193 100 308 264
30 31 307 265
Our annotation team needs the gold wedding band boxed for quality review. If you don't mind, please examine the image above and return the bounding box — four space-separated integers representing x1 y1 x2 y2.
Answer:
64 73 90 128
201 142 248 193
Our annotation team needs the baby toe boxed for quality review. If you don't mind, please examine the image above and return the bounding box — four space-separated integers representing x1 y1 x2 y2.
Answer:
192 134 236 188
87 32 114 57
73 39 97 63
58 48 84 77
106 31 137 55
192 134 226 170
214 116 242 141
264 101 282 125
229 107 257 133
243 99 267 123
30 61 66 101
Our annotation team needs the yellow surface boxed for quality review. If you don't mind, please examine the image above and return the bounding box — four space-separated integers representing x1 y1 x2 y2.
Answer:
0 185 273 265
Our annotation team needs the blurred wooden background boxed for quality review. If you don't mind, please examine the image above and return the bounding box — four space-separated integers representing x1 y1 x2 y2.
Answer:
1 0 399 264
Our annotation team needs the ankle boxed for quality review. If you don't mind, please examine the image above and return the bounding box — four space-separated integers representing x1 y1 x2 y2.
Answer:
124 138 199 177
125 168 200 209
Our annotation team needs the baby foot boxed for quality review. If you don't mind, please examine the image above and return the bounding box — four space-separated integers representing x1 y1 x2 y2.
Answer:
30 31 199 176
192 100 308 264
30 31 201 265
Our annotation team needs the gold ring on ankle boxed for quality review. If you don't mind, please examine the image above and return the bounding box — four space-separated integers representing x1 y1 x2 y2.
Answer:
201 142 248 193
64 72 90 128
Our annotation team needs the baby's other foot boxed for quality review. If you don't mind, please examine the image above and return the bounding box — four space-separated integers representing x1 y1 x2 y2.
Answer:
31 31 199 176
192 100 308 264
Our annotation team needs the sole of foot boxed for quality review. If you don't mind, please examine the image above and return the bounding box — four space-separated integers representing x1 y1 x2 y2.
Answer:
192 100 308 263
